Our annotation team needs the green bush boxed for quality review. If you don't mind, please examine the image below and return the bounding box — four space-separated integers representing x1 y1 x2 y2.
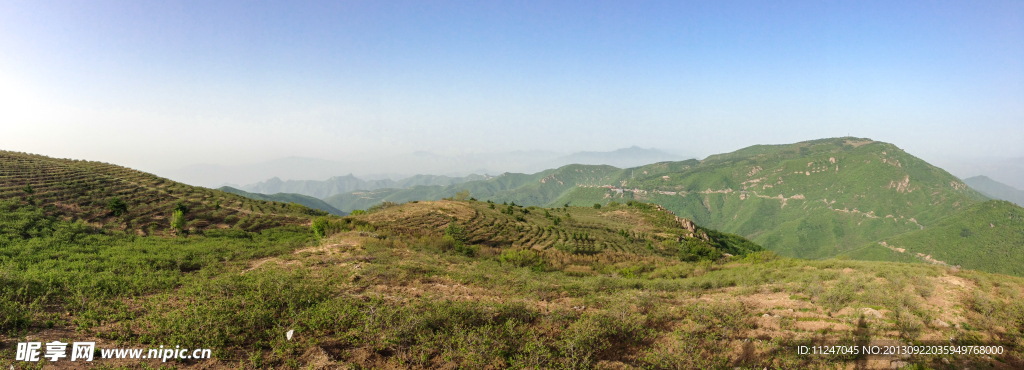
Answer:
170 209 186 233
500 249 541 268
107 197 128 216
311 217 329 242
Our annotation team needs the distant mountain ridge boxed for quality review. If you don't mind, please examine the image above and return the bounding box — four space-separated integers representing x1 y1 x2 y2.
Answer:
165 147 690 188
963 175 1024 207
241 174 492 199
537 146 687 170
217 186 347 216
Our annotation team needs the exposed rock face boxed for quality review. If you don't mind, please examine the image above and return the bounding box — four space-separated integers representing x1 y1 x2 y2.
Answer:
651 203 710 241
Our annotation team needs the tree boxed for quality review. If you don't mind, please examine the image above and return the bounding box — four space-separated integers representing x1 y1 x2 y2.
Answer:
444 222 468 244
593 203 601 209
22 184 34 194
108 197 128 216
170 209 186 234
174 201 189 215
454 190 470 201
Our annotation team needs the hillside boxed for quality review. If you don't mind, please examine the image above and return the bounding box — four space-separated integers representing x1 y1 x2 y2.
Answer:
553 137 990 260
362 199 762 258
964 175 1024 207
3 195 1022 369
218 186 346 216
0 150 324 235
847 200 1024 275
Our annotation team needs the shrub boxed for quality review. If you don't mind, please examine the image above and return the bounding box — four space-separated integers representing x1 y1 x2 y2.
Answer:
311 217 329 242
894 310 923 340
677 239 722 262
444 222 467 244
500 249 541 268
593 203 601 209
349 209 366 216
107 197 128 216
367 201 398 213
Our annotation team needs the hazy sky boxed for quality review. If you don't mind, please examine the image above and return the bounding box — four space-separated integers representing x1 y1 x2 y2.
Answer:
1 1 1022 174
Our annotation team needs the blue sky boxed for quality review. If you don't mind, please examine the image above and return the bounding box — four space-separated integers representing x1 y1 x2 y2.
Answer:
1 1 1021 173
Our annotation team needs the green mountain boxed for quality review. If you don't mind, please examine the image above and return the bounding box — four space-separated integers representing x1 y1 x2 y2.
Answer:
218 186 346 216
325 137 1011 266
558 137 990 260
964 175 1024 207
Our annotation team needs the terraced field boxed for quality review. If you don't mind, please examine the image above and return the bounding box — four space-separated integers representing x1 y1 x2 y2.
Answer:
363 199 761 262
0 151 322 235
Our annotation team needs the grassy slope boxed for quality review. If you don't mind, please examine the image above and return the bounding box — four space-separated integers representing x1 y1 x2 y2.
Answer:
847 200 1024 276
2 198 1023 369
0 150 323 234
218 186 347 216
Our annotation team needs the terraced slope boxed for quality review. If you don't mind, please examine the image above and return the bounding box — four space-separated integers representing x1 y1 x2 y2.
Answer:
361 199 762 262
0 151 321 234
218 186 346 216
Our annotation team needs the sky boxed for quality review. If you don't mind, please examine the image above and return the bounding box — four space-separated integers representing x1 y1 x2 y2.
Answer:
1 1 1022 178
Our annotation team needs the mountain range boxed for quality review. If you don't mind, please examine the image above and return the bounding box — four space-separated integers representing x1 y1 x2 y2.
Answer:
240 174 492 199
164 147 687 188
252 137 1024 276
217 186 347 216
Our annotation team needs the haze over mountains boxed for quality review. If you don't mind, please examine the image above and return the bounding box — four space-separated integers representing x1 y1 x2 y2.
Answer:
167 147 688 188
5 136 1024 278
962 175 1024 207
210 136 1024 276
